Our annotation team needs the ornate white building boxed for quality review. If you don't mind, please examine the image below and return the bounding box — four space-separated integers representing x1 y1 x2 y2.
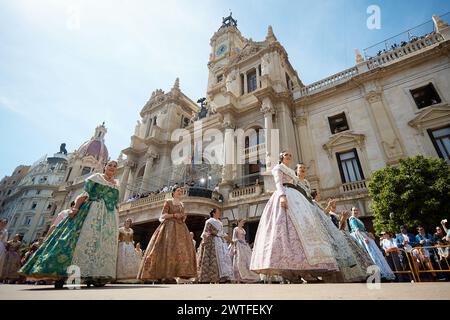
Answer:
1 151 68 243
115 14 450 246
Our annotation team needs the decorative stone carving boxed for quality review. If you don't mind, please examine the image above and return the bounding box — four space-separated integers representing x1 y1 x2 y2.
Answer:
433 15 449 32
225 69 239 95
323 132 366 158
365 90 382 104
222 120 234 130
355 49 364 64
408 105 450 135
134 120 141 136
260 98 275 115
261 53 272 76
296 115 307 126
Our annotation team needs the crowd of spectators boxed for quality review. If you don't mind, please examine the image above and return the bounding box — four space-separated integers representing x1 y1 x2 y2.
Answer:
378 219 450 281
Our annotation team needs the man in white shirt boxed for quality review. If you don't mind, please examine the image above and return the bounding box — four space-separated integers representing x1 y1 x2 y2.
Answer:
380 232 403 281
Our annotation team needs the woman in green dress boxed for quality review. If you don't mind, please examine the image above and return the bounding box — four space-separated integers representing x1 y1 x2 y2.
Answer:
19 160 120 288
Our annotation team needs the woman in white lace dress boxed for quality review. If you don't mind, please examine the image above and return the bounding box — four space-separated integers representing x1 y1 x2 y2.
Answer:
250 151 339 283
116 218 141 281
229 220 260 283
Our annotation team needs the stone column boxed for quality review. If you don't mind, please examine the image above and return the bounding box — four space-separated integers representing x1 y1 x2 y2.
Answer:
119 163 131 202
295 113 317 178
219 121 235 201
243 73 248 94
140 154 155 193
364 89 405 164
260 97 276 171
260 98 278 193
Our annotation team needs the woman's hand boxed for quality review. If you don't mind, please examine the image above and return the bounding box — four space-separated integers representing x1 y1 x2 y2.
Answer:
280 196 288 210
69 207 79 219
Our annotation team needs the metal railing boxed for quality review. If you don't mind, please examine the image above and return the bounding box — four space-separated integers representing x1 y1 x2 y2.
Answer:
409 244 450 282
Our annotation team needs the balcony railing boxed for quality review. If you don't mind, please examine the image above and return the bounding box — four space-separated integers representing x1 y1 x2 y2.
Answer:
119 187 218 212
340 180 368 194
229 184 263 201
299 66 358 97
242 143 266 162
364 32 444 70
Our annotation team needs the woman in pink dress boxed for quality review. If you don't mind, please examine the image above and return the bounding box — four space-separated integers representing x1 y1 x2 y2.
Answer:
250 151 339 282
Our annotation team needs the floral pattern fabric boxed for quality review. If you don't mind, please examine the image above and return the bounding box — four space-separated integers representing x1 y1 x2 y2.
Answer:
19 173 119 281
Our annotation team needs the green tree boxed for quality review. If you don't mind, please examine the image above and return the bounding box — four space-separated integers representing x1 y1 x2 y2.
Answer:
368 155 450 234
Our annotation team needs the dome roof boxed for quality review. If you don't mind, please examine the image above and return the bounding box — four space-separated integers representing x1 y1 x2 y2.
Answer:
78 140 108 161
77 123 109 162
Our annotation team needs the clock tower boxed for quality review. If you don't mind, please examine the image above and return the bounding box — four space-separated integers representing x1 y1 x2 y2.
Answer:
207 13 247 95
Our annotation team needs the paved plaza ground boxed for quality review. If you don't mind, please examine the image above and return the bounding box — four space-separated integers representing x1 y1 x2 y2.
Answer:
0 282 449 300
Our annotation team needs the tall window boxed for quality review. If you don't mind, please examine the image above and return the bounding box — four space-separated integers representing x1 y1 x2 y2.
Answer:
247 69 257 93
240 74 245 95
217 74 223 83
65 167 72 182
31 202 37 210
81 167 91 176
428 126 450 164
145 118 152 137
336 149 365 183
410 83 441 109
24 216 32 225
328 112 349 134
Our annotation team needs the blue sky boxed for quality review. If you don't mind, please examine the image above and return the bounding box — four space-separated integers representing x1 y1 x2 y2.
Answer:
1 0 449 177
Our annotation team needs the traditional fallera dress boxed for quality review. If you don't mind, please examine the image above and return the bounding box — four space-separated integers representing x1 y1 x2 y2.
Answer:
0 239 22 281
21 241 41 267
0 228 8 261
116 227 141 280
306 192 360 282
229 227 260 283
349 216 395 280
138 199 197 281
197 217 234 283
250 163 339 280
328 211 374 281
19 173 120 283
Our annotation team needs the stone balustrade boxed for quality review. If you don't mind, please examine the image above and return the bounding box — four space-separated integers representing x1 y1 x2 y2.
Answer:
299 66 358 97
229 184 263 201
340 180 368 194
296 32 445 98
242 143 266 162
119 187 202 213
364 33 444 70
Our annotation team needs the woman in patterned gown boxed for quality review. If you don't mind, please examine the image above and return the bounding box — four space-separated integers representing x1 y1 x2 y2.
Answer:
349 207 395 280
138 187 197 283
0 234 22 283
250 152 339 283
229 219 260 283
296 163 359 283
116 218 141 281
0 219 8 264
19 160 120 288
197 208 234 283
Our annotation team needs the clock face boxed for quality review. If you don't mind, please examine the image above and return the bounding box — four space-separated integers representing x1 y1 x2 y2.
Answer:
216 43 228 57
